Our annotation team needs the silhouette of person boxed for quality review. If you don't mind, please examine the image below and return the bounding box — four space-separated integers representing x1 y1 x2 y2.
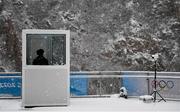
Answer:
33 49 49 65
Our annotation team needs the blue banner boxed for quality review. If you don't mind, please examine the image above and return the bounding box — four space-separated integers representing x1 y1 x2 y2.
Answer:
122 72 148 96
0 73 88 98
70 73 88 96
0 73 21 97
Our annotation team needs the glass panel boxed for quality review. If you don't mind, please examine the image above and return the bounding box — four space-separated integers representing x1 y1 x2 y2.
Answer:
88 78 101 95
26 34 66 65
88 78 121 95
100 78 121 95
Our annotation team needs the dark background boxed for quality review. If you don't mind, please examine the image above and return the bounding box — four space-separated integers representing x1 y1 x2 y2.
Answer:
0 0 180 72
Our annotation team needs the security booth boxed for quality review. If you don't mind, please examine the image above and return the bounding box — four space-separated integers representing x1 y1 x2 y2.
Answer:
22 29 70 107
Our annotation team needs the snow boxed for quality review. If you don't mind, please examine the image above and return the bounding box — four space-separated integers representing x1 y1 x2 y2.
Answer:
128 52 154 61
126 1 134 9
139 95 154 101
114 33 126 41
130 18 139 26
128 36 145 42
0 97 180 111
1 11 12 20
130 18 141 33
152 37 162 42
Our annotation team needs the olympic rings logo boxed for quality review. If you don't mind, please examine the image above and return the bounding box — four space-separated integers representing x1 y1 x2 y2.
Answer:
151 80 174 91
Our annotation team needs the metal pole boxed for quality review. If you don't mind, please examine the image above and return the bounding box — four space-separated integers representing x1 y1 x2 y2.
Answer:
154 60 157 102
147 72 150 95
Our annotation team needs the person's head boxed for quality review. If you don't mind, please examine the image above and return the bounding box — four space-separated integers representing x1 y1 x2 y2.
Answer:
36 49 44 56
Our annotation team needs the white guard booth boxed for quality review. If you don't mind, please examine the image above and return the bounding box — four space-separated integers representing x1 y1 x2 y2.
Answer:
22 29 70 107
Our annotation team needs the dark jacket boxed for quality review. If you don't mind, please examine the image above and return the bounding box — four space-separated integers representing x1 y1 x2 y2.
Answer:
33 56 49 65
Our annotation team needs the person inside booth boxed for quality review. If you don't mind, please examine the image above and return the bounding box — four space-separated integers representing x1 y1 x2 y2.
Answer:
33 49 49 65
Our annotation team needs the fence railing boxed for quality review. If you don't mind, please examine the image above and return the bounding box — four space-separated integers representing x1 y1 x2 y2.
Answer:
1 71 180 100
71 71 180 100
0 72 21 98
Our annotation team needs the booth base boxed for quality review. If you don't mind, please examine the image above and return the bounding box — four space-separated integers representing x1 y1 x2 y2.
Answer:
22 68 69 107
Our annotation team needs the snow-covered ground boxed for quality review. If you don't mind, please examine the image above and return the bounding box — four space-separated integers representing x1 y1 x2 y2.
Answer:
0 97 180 111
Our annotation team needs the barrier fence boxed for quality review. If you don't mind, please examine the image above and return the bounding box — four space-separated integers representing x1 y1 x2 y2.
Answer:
0 71 180 100
0 72 21 98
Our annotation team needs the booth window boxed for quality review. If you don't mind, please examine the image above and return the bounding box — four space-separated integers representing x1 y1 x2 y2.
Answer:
26 34 66 65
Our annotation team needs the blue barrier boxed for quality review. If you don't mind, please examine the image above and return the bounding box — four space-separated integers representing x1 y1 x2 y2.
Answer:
0 73 88 98
122 72 148 96
1 72 179 98
70 78 88 96
70 73 88 96
0 73 21 97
